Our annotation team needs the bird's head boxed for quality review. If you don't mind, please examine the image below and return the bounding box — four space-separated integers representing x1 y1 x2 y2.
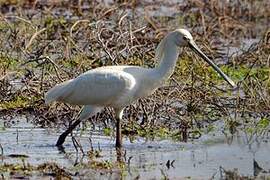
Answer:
165 28 236 88
172 28 193 47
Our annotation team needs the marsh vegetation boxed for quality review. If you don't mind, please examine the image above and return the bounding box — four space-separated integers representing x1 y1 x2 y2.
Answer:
0 0 269 179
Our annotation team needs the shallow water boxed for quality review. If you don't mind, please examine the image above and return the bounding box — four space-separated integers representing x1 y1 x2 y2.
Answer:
0 116 269 179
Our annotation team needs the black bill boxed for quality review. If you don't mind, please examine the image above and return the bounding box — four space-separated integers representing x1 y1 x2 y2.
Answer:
188 40 236 88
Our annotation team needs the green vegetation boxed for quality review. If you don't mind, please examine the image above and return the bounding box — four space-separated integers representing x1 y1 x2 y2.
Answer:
0 55 20 71
0 95 41 110
0 162 72 179
103 127 112 136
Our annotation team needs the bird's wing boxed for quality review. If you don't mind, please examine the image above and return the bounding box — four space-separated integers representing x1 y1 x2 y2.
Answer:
56 69 136 106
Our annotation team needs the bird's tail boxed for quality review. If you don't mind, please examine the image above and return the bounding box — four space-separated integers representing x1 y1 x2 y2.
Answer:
45 79 73 104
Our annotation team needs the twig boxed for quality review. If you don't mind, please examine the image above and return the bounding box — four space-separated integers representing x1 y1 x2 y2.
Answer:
0 143 3 161
72 136 85 155
25 28 47 51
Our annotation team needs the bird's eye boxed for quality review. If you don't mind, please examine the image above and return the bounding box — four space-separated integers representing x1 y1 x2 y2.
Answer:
183 36 188 41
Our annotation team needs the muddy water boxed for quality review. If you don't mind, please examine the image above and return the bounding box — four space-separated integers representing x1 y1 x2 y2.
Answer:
0 116 269 179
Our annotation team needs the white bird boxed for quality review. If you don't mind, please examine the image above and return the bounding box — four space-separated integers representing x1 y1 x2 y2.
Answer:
45 29 236 148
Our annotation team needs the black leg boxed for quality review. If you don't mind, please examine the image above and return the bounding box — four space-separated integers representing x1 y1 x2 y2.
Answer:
116 146 123 162
115 118 122 148
56 119 82 146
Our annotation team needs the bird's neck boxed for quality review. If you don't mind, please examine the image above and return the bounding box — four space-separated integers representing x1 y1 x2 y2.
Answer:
153 39 179 82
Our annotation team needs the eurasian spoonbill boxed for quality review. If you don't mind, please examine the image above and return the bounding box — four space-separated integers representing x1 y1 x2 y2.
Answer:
45 29 236 148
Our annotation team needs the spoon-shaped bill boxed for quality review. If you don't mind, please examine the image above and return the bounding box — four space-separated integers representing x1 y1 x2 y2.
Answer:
188 40 236 88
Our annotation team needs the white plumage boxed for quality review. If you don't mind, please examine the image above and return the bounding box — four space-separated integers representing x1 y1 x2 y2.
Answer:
45 29 235 148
